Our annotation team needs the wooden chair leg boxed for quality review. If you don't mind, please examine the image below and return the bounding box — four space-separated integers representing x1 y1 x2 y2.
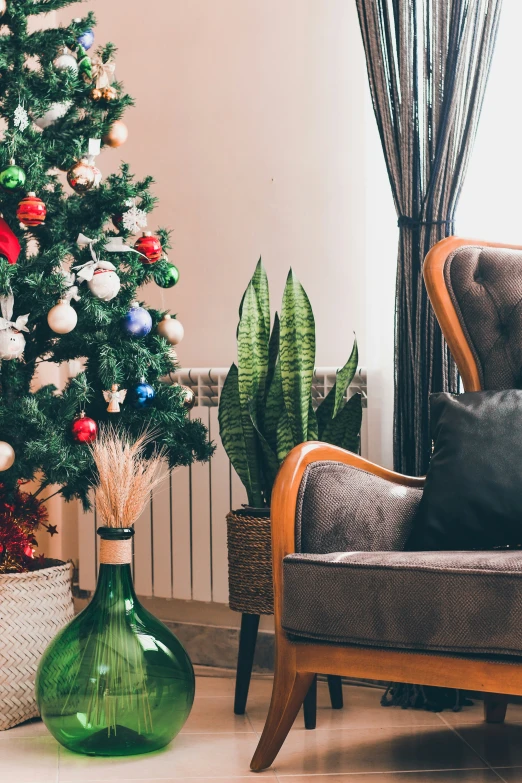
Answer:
327 674 343 709
484 693 509 724
303 675 317 729
234 613 260 715
251 637 314 772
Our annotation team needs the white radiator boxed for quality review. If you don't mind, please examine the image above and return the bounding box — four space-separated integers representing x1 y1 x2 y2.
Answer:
78 367 367 602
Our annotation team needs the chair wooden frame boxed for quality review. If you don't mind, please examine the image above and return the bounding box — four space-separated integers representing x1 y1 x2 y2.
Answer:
251 237 522 772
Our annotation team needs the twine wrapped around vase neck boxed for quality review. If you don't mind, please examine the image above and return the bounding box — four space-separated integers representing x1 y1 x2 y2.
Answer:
99 538 132 565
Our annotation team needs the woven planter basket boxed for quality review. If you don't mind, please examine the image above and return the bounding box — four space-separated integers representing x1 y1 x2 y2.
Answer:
227 508 273 615
0 560 74 730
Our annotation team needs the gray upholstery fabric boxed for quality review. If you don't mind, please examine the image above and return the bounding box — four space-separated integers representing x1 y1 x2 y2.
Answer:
296 461 422 554
283 550 522 656
445 245 522 390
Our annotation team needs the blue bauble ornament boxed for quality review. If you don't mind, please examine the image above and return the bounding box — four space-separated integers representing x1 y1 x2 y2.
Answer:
122 302 152 338
77 28 95 50
131 380 155 409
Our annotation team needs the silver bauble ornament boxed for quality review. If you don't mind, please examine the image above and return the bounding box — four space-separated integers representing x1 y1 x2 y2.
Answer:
0 328 25 360
33 101 72 129
157 314 184 345
53 49 78 73
88 268 121 302
0 441 15 471
47 300 77 334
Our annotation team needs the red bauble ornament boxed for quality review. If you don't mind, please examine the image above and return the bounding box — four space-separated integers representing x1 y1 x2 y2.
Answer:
0 216 21 265
16 192 46 227
71 412 98 444
135 232 162 264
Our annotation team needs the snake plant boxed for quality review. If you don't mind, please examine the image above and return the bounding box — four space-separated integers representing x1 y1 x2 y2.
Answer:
219 259 362 508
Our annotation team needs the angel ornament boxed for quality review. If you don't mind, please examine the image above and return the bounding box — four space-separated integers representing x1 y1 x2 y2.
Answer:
0 292 30 361
103 384 127 413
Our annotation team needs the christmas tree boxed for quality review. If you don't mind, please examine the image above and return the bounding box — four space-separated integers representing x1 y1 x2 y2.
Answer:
0 1 213 571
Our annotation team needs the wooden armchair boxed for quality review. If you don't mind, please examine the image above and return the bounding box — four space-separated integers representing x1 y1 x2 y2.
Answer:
251 237 522 772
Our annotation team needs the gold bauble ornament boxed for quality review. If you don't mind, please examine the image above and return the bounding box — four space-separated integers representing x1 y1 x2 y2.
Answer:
173 383 196 411
90 88 103 102
67 157 96 194
157 314 184 345
102 120 128 148
102 85 118 102
0 441 15 471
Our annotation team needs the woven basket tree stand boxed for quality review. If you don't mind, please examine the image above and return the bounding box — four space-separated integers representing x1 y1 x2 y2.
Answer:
0 560 74 730
226 508 343 728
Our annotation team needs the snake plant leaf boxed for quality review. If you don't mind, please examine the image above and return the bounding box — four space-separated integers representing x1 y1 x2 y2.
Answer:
276 408 295 463
238 281 269 418
264 360 284 453
316 337 359 437
333 338 358 418
237 258 269 340
251 258 270 339
280 270 315 445
248 400 279 499
265 312 280 405
307 397 319 441
321 392 363 453
218 364 256 505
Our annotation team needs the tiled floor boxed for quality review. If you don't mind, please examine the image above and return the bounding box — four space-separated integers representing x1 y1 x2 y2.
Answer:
4 670 522 782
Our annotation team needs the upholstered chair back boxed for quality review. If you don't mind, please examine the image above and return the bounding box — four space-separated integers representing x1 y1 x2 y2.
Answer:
442 245 522 391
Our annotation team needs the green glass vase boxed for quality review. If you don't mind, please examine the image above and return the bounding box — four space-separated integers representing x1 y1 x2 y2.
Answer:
36 527 194 756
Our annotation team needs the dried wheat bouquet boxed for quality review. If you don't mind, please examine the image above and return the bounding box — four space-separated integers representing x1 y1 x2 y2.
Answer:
90 426 166 529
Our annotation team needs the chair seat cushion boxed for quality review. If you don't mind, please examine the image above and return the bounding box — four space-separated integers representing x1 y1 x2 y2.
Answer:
282 550 522 656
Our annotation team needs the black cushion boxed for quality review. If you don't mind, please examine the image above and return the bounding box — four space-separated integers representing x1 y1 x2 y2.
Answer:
407 390 522 551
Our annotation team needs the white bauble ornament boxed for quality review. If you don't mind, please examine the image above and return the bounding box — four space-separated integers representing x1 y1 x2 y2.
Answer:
54 49 78 73
157 314 184 345
47 300 77 334
0 328 25 360
33 101 72 129
0 441 15 471
88 268 120 302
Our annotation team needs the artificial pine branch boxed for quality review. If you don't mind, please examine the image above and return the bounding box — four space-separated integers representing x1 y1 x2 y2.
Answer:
0 0 213 568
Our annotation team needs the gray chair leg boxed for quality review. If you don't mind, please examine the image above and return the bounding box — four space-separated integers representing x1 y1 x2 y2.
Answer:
327 674 343 709
234 613 260 715
303 675 317 729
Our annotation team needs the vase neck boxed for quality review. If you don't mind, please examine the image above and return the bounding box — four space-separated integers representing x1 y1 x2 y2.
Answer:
92 563 137 607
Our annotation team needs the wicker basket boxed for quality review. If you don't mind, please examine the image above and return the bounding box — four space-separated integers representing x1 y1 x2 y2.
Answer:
0 560 74 730
226 508 273 615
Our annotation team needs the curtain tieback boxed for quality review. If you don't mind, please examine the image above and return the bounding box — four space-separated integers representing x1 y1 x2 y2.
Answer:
397 215 455 230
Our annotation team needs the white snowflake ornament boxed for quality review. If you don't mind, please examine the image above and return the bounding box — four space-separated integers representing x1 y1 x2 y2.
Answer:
14 104 29 133
121 198 147 234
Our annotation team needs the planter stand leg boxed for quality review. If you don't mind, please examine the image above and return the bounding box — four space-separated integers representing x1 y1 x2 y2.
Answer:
234 613 260 715
303 675 317 729
327 674 343 709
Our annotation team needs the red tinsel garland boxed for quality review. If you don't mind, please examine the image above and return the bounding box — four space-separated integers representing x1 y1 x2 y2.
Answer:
0 485 49 573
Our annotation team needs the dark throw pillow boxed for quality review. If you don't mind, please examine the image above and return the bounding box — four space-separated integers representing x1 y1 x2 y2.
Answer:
407 390 522 551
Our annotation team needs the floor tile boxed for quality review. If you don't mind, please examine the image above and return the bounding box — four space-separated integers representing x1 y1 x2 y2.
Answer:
193 674 236 698
0 735 59 782
454 724 522 767
58 733 274 780
442 699 522 726
271 724 486 777
0 716 50 739
277 773 502 782
247 683 444 732
495 769 522 781
182 696 253 733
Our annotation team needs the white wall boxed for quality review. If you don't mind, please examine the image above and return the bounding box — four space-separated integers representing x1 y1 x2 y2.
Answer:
60 0 372 371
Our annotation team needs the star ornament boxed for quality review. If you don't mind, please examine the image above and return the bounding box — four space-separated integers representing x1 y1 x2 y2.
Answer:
47 524 58 537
